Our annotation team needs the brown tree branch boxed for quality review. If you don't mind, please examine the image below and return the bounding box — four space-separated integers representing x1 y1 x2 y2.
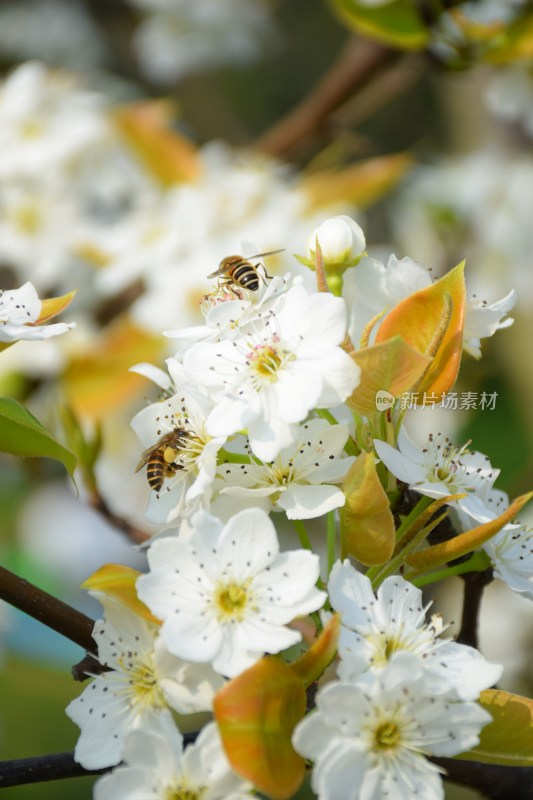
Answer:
88 489 150 546
457 568 493 649
0 565 95 652
434 757 533 800
255 37 399 160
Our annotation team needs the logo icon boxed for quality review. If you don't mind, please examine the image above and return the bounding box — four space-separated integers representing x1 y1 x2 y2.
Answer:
375 390 395 411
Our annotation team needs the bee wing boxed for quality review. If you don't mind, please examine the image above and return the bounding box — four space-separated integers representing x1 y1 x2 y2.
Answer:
207 267 222 279
135 444 157 472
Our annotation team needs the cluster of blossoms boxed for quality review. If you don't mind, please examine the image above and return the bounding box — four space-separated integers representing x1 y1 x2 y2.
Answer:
63 214 533 799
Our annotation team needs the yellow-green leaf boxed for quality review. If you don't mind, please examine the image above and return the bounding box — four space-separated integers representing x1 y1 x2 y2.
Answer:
35 290 76 324
214 657 306 799
290 615 340 687
82 564 160 625
302 153 412 211
115 101 201 186
347 335 432 416
62 316 165 420
330 0 429 50
485 13 533 63
460 689 533 766
0 397 76 479
376 261 466 397
406 491 533 574
340 451 396 565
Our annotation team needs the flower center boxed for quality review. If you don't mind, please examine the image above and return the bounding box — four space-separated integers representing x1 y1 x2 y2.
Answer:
164 784 206 800
214 581 250 621
119 656 166 711
247 337 295 387
10 202 42 234
374 721 401 750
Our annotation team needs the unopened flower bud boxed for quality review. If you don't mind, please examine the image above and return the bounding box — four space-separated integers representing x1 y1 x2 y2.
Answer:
308 216 366 270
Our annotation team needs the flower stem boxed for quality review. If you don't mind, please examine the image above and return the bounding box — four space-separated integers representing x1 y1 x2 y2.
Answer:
218 449 251 464
293 519 313 551
407 550 491 588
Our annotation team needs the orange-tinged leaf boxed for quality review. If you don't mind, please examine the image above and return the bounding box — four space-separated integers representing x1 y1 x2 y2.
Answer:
115 101 201 186
302 153 412 211
34 290 76 324
375 262 466 397
406 491 533 574
290 615 340 686
214 658 306 799
460 689 533 766
82 564 160 624
340 451 395 566
62 316 165 420
347 335 432 416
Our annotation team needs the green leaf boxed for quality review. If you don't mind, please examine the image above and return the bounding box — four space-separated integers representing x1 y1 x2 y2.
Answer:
460 689 533 766
330 0 429 50
0 397 77 479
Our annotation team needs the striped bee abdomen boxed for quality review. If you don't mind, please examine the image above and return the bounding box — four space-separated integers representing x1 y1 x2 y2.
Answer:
147 450 166 492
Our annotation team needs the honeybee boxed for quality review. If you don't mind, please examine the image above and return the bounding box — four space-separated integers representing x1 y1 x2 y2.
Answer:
135 429 188 492
207 249 284 293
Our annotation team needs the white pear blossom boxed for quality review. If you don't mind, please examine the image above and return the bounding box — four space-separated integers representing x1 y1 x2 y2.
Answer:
464 289 517 358
0 281 74 342
308 215 366 267
455 488 533 600
344 252 515 356
136 508 326 677
165 272 294 354
374 427 499 516
95 716 254 800
66 595 223 770
131 360 226 525
183 283 360 462
0 61 108 180
219 419 355 520
292 660 492 800
486 66 533 137
328 560 502 700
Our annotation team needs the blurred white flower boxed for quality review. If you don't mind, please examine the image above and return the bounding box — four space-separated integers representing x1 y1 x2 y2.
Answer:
0 1 105 70
128 0 276 84
137 508 326 677
94 716 254 800
0 62 108 180
486 66 533 137
0 281 74 342
66 594 223 769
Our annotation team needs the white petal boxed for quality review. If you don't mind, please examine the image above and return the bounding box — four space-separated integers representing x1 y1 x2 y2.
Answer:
277 483 345 519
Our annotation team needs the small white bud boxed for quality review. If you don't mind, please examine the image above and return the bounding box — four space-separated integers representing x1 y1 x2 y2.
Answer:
307 215 366 267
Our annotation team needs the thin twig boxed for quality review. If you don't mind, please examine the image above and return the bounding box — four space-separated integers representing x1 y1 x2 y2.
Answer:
88 491 150 546
0 565 95 652
255 37 398 159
